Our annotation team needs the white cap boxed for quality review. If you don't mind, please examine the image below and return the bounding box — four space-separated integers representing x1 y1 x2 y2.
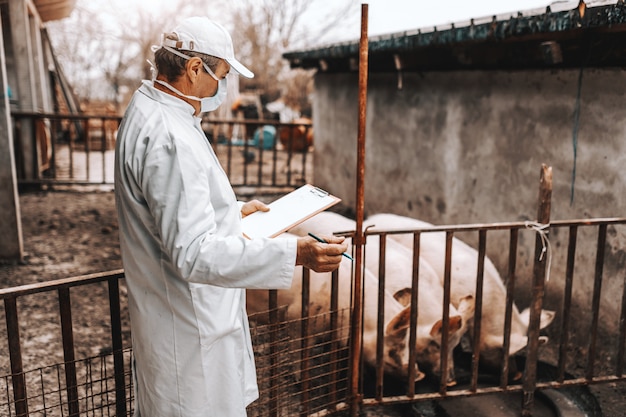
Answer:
164 16 254 79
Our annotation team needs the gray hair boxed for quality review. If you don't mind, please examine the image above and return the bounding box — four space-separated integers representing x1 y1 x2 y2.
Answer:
154 33 222 82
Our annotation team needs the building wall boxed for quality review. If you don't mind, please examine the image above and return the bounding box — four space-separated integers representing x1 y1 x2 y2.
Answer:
312 68 626 361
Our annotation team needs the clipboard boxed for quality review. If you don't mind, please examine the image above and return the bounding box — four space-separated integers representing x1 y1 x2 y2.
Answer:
241 184 341 239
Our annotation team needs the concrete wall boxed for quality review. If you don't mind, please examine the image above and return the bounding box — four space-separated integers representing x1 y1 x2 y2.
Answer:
312 68 626 365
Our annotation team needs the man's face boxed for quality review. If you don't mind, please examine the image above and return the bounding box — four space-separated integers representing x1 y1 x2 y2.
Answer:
201 59 230 98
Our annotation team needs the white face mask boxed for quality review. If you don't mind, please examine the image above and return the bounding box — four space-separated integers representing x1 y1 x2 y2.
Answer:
154 77 227 113
153 45 228 113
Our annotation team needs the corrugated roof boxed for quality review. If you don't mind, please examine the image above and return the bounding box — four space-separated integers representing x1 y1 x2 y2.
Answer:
284 0 626 71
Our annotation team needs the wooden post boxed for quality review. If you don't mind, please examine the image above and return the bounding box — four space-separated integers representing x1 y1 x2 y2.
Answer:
522 164 552 416
349 4 368 417
0 4 24 262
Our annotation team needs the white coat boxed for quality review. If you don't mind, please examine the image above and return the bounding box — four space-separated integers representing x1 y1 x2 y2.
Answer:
114 81 297 417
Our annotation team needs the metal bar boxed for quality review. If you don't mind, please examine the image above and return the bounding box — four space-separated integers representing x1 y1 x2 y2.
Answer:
268 288 279 417
271 130 278 186
361 217 626 237
5 297 28 417
0 269 125 299
349 5 368 416
439 232 453 394
256 138 264 185
12 111 123 120
226 122 233 177
84 119 90 181
375 236 386 401
300 267 311 417
108 276 127 417
50 118 58 179
30 119 38 179
329 267 340 406
586 223 607 380
558 225 578 382
406 232 421 397
58 287 80 416
101 118 107 184
243 134 249 184
501 229 519 388
470 231 486 392
618 255 626 377
69 121 75 179
285 127 294 186
301 127 309 180
522 164 553 416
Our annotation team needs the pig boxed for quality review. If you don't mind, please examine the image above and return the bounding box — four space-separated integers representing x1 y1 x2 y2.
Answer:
362 233 475 386
247 232 425 383
287 212 475 385
363 213 556 378
287 211 357 239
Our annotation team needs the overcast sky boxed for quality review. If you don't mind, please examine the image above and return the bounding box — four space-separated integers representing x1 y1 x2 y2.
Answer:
116 0 565 44
366 0 556 32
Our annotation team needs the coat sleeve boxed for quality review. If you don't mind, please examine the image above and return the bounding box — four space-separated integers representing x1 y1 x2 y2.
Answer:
136 129 296 290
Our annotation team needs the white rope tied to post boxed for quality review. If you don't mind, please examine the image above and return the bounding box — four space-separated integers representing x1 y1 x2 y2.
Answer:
525 221 552 282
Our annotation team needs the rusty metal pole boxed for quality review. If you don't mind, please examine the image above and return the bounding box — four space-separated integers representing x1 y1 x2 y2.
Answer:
349 4 368 417
522 164 553 416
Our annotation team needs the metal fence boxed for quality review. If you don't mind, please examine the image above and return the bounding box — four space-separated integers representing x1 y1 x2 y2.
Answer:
1 216 625 416
11 112 313 194
0 270 129 417
355 217 626 415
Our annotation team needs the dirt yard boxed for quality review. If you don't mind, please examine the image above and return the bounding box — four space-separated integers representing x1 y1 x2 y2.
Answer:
0 191 125 379
0 191 122 287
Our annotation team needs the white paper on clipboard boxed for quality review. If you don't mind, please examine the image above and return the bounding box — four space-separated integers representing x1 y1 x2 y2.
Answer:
241 184 341 239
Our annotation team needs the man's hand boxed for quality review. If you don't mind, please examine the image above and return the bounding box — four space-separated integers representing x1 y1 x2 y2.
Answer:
241 200 269 217
296 235 348 273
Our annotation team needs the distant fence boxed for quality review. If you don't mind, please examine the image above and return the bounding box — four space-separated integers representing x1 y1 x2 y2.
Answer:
11 112 313 195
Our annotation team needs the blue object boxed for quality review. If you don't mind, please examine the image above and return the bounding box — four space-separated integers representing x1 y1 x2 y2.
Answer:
231 125 276 150
252 125 276 150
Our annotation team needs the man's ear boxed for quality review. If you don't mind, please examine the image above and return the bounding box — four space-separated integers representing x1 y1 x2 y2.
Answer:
186 57 204 82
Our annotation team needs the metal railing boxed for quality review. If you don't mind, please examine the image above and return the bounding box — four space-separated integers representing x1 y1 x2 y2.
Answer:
0 270 129 417
357 218 626 412
1 216 625 415
11 112 313 194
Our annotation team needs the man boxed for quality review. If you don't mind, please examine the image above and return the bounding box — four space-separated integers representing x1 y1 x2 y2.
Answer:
114 16 346 417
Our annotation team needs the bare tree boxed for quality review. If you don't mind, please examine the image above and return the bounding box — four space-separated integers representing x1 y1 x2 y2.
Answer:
228 0 358 104
46 0 359 115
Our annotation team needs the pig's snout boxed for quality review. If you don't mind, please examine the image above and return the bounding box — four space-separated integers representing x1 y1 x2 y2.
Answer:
414 368 426 382
446 367 457 387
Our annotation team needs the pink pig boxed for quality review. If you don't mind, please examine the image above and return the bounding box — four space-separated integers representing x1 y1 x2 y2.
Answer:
364 213 555 378
247 232 425 383
362 231 474 386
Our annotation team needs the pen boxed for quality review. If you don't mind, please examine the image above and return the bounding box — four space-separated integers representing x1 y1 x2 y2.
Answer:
308 232 354 261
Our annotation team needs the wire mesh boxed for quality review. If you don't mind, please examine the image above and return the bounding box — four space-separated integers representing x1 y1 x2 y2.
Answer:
0 347 133 417
247 307 351 417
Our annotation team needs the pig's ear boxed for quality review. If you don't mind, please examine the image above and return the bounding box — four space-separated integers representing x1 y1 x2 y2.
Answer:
392 288 412 307
457 294 475 318
429 315 463 338
386 306 411 337
539 310 556 329
508 334 528 355
519 308 556 329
